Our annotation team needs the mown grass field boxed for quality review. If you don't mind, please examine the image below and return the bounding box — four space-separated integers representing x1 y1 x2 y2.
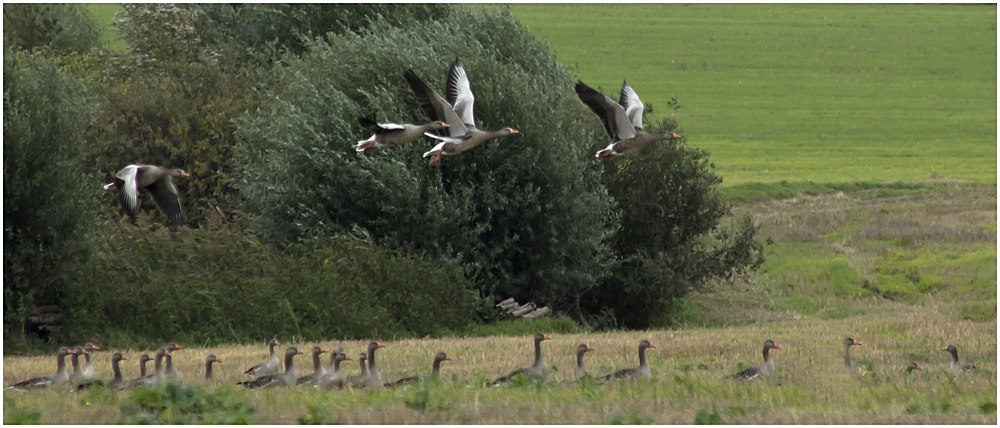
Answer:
8 3 994 424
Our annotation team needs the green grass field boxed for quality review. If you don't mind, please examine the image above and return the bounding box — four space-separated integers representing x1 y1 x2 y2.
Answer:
506 4 997 186
8 4 995 424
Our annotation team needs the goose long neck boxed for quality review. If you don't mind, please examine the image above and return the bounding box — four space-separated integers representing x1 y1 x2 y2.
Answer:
154 354 164 374
638 346 649 368
577 351 587 370
140 360 149 377
762 346 771 363
368 350 376 371
313 352 323 371
284 353 295 374
948 348 959 363
269 342 276 357
205 361 214 379
112 359 123 383
432 359 442 377
56 353 68 373
84 353 93 367
332 359 343 374
844 344 853 368
360 358 368 375
533 339 544 367
71 353 82 372
165 354 174 372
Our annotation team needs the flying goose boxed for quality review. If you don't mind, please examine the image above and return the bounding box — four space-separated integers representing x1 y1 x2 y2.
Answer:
6 347 74 390
244 338 281 377
404 58 519 166
599 340 655 380
728 340 781 381
104 165 189 226
493 333 551 385
575 80 681 159
356 117 449 152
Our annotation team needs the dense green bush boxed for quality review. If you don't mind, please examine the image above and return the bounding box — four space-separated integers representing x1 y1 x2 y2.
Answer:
120 383 254 424
2 4 101 53
62 212 479 347
3 47 99 348
234 6 616 320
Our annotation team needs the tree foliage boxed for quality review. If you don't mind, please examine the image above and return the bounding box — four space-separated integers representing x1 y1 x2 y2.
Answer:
3 47 99 346
234 6 617 320
2 4 101 53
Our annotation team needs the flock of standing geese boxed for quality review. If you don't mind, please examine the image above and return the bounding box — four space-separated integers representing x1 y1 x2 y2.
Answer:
102 57 681 227
5 334 979 392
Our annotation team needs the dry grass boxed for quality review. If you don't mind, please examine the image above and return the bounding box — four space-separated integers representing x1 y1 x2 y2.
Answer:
4 303 996 424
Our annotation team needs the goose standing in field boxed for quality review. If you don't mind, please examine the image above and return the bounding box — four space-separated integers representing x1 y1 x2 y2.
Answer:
599 340 656 381
905 361 923 374
366 341 387 389
356 117 450 152
244 338 281 377
238 347 303 389
6 347 75 390
165 342 183 382
404 58 519 166
573 344 596 381
109 353 129 390
120 347 170 390
81 343 101 381
728 340 781 381
296 346 328 386
347 352 369 388
205 355 222 379
394 352 452 386
942 345 977 371
318 351 353 391
843 337 862 371
69 346 91 387
493 333 552 385
575 80 681 159
103 164 189 227
138 354 151 378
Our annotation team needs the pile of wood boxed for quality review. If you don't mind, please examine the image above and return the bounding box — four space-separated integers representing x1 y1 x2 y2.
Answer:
495 298 550 319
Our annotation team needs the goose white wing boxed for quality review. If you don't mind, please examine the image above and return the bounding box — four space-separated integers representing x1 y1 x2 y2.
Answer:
619 80 644 130
446 58 476 129
116 165 140 214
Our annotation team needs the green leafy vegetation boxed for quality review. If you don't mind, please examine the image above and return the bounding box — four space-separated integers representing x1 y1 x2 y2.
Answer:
3 4 101 53
120 383 254 424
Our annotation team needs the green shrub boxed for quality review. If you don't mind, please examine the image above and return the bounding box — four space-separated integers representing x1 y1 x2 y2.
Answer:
3 4 101 53
120 383 254 424
234 6 615 321
592 116 765 328
3 47 98 348
65 215 478 346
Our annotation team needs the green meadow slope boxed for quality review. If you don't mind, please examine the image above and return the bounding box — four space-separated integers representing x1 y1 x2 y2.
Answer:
507 4 997 186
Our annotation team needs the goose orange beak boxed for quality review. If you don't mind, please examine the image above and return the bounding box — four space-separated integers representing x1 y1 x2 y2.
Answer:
587 346 596 352
542 334 552 340
121 355 129 360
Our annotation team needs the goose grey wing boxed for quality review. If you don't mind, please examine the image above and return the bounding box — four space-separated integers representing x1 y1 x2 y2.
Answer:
618 80 644 130
404 69 468 137
115 165 140 218
445 57 476 129
575 81 635 142
147 175 184 227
